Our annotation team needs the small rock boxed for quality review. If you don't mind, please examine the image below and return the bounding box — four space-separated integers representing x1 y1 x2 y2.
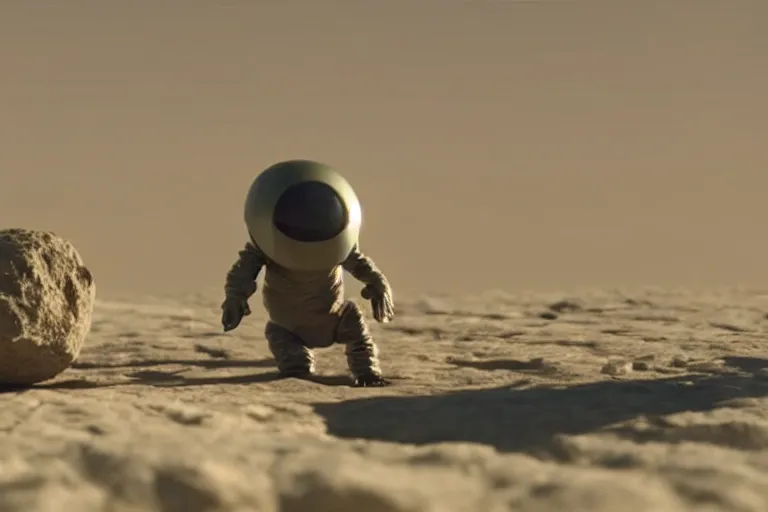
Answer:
624 298 654 307
0 228 95 385
538 311 558 320
548 300 583 313
245 404 275 421
632 361 651 371
601 360 633 376
670 356 689 368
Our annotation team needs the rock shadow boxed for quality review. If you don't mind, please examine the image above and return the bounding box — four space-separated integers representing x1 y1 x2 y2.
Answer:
313 369 768 454
2 371 352 392
71 357 277 371
1 359 354 392
451 357 558 374
122 369 352 388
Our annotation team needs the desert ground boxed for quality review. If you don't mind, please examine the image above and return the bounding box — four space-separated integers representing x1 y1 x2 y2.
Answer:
2 287 768 511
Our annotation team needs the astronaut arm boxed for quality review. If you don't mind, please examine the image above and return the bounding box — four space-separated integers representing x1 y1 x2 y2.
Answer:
224 241 266 301
342 245 390 291
343 245 394 323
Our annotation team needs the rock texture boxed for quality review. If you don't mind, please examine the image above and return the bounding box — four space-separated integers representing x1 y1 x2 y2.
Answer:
0 228 95 385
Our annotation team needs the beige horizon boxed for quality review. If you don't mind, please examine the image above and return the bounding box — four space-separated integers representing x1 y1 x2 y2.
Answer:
1 1 765 298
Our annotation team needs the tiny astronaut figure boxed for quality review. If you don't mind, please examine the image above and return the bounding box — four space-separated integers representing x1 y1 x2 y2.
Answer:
220 159 395 387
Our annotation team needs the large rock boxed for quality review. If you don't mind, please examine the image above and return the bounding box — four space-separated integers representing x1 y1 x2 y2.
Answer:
0 228 95 385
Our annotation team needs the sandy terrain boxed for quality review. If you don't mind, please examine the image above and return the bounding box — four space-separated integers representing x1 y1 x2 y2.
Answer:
2 3 767 511
2 287 767 511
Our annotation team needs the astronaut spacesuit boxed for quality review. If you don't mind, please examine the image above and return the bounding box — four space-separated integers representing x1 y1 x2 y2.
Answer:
219 160 395 387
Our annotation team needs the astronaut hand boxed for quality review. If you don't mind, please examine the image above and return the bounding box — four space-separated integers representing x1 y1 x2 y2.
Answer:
221 297 251 332
361 284 394 323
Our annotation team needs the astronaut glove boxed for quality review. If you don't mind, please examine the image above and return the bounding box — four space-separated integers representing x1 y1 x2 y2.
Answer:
221 297 252 332
360 284 395 323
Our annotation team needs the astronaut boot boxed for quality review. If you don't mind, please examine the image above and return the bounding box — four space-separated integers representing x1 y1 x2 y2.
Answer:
337 301 389 387
264 321 316 378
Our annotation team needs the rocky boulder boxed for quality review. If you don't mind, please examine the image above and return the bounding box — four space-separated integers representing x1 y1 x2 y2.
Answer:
0 228 95 385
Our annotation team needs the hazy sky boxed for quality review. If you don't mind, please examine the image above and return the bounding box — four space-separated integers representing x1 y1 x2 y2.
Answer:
1 2 766 298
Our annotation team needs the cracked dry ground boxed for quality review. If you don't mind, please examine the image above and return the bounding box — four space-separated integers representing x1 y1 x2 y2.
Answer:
3 288 768 512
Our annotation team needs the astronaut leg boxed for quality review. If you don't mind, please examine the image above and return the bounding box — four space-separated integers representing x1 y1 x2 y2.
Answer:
264 321 315 377
336 301 388 386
